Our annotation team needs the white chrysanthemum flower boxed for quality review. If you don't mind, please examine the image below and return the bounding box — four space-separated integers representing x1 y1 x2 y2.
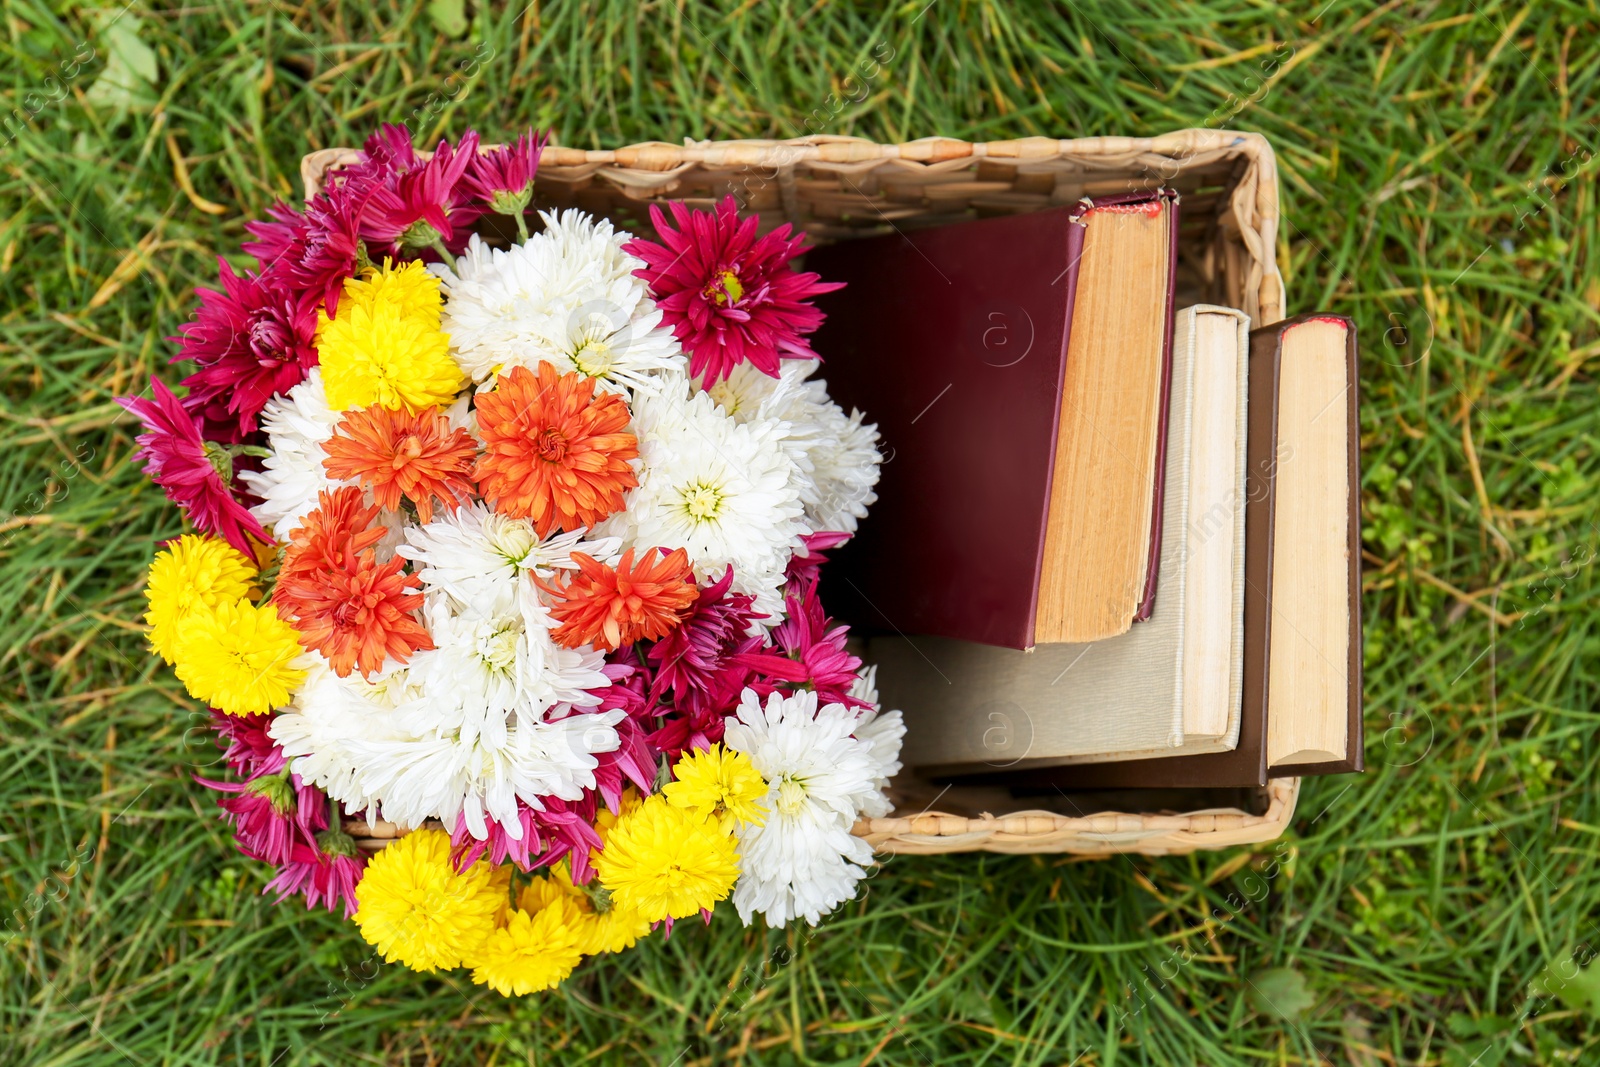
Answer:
400 585 610 749
522 300 688 397
723 688 882 926
398 503 621 618
347 708 625 841
610 383 808 620
847 667 904 819
268 653 412 816
706 360 882 535
433 212 682 391
240 369 350 538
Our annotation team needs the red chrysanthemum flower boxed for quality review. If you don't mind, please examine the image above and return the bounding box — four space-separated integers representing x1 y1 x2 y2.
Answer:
622 195 845 384
537 547 697 651
277 486 386 586
172 258 321 441
322 406 478 524
277 547 432 678
645 565 764 705
362 129 482 257
243 172 380 317
474 362 639 537
116 377 270 555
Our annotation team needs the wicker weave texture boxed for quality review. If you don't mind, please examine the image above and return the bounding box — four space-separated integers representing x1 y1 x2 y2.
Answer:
306 128 1295 856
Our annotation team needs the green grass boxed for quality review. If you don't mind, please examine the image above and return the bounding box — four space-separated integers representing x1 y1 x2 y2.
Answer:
4 0 1600 1062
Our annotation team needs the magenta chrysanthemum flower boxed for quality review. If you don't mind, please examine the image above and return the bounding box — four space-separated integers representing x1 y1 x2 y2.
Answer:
464 128 547 236
266 834 367 918
117 378 270 554
208 709 286 779
645 566 763 705
451 796 605 882
362 130 482 257
243 174 378 316
172 258 320 441
196 770 323 867
784 529 851 587
623 195 844 384
732 584 869 710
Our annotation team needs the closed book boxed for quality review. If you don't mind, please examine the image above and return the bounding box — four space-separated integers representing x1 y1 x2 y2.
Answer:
943 313 1364 790
871 305 1251 773
809 191 1179 650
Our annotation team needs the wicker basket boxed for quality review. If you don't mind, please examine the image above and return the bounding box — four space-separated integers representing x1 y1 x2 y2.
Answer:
306 129 1298 857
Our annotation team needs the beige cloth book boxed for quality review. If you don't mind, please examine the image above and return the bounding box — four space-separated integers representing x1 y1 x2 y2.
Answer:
877 305 1251 773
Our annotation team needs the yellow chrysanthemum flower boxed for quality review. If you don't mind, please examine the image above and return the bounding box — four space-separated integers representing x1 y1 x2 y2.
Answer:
171 597 305 716
353 829 503 972
518 863 653 956
341 259 444 327
595 794 740 922
468 896 586 996
317 272 464 412
518 864 585 915
574 898 655 956
143 534 258 665
663 743 768 833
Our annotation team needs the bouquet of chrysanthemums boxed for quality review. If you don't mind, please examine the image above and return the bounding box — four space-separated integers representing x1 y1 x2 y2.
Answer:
117 124 901 995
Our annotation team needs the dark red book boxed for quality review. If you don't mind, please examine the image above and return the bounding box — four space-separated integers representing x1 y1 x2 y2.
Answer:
809 192 1180 650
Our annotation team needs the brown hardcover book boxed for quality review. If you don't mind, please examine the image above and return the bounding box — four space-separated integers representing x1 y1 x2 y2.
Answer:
936 314 1363 789
810 191 1180 650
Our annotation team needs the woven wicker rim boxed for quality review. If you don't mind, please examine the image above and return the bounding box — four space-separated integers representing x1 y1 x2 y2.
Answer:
306 128 1297 856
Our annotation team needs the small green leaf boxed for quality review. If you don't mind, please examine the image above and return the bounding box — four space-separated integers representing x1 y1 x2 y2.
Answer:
1246 967 1315 1021
1537 960 1600 1017
427 0 469 38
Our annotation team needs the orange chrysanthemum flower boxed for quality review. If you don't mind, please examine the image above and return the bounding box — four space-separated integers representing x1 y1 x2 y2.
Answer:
538 547 697 651
272 485 432 677
323 406 478 524
277 486 385 586
473 362 638 537
278 550 432 677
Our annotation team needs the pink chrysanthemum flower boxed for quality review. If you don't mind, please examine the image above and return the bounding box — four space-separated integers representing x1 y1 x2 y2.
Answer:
195 770 324 867
208 709 286 779
266 834 367 918
463 128 547 238
117 378 270 555
732 583 870 710
172 258 321 441
645 565 764 706
623 195 844 385
362 130 482 258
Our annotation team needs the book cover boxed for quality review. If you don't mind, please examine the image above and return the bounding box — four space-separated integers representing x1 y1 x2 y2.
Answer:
810 191 1178 650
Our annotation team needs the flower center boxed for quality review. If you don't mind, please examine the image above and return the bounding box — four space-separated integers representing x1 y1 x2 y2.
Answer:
477 624 520 674
394 434 424 467
703 269 743 307
246 309 287 364
679 481 725 522
776 775 808 816
536 428 569 462
571 336 614 378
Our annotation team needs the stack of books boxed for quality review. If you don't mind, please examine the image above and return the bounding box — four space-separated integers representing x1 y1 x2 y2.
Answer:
809 192 1361 815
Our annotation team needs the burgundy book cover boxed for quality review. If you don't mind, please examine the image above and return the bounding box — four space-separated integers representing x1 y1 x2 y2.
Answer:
937 314 1363 790
808 193 1178 649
